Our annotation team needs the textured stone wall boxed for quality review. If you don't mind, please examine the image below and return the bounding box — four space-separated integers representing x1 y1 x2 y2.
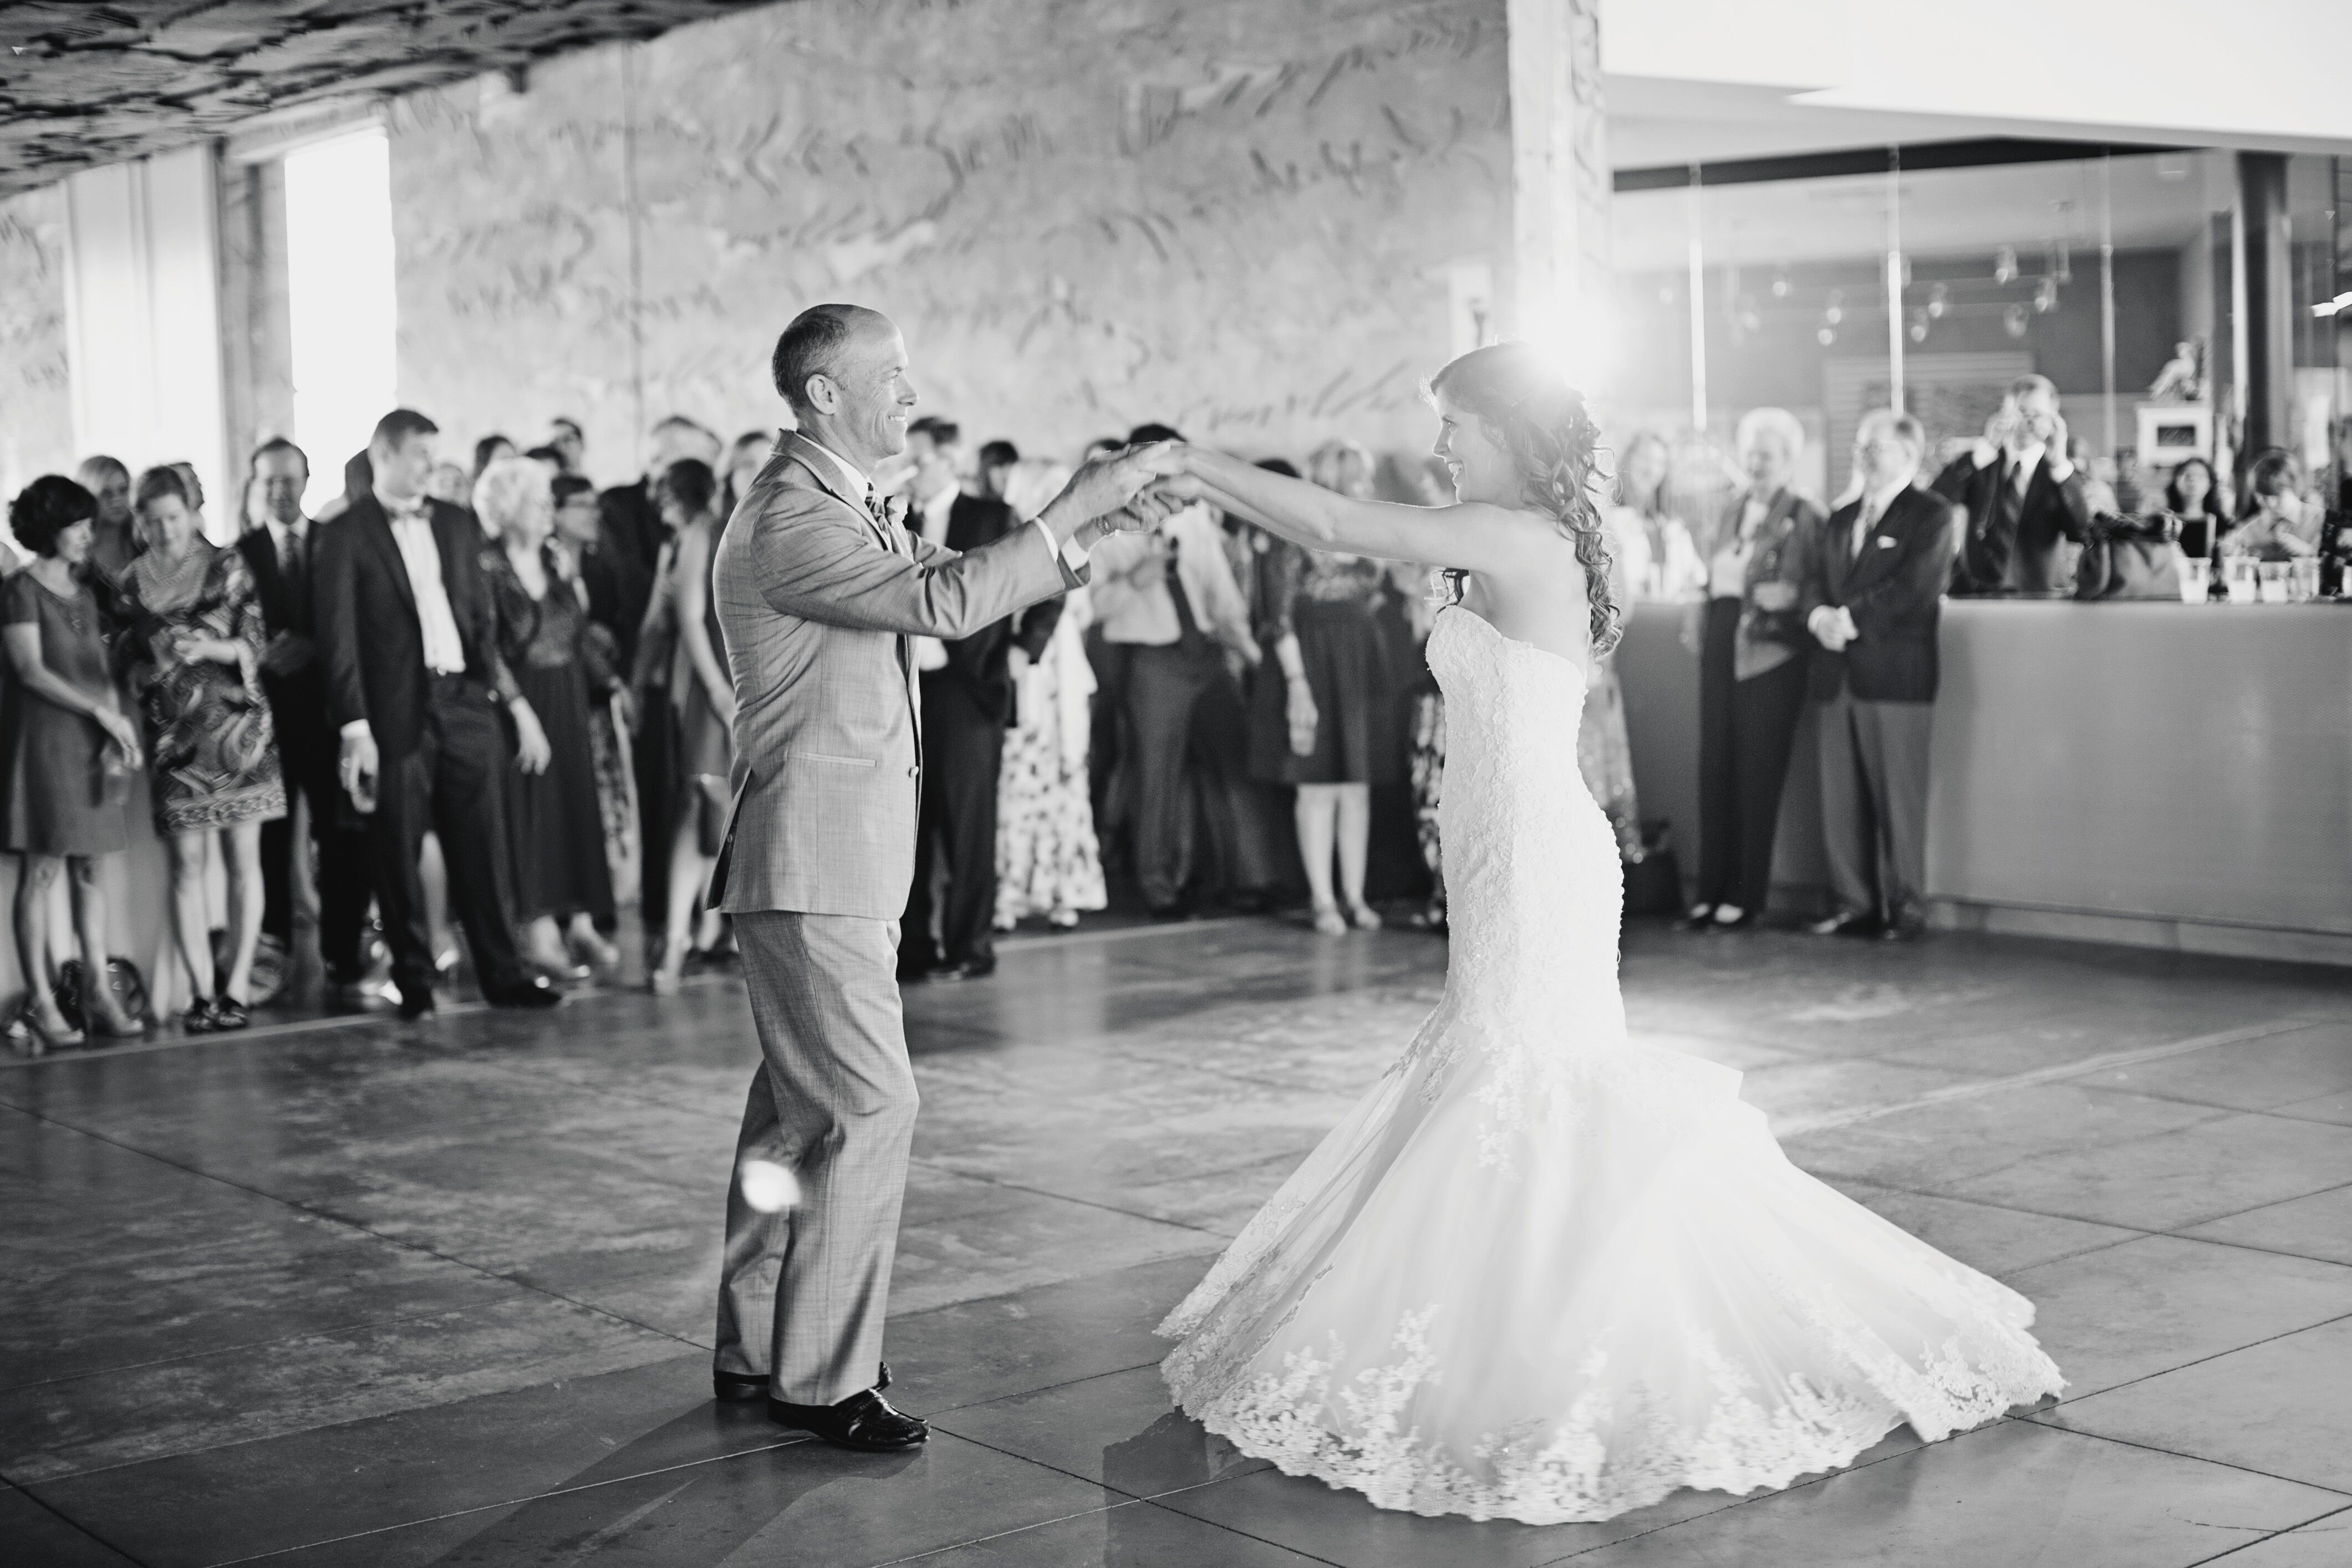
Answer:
386 0 1513 473
0 184 75 502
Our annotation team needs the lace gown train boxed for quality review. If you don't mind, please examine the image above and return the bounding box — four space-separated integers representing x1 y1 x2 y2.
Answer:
1158 605 2062 1525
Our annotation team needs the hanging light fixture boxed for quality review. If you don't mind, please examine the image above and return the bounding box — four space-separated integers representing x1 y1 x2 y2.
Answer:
1907 308 1930 344
1771 268 1791 298
2034 276 2059 314
2004 303 2030 338
1994 246 2019 284
1817 325 1837 346
1927 282 1949 319
1824 287 1845 327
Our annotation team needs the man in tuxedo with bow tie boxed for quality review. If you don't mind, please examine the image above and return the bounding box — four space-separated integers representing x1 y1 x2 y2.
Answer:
1800 409 1961 942
314 409 561 1017
706 304 1171 1453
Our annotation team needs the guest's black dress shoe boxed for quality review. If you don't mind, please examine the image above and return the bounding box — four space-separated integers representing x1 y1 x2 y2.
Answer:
927 957 995 982
395 985 436 1020
483 975 562 1009
717 1362 890 1403
1674 904 1716 931
1806 912 1883 939
1880 922 1925 943
768 1387 927 1452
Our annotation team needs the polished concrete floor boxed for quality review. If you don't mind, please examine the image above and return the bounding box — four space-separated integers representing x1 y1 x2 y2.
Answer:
4 917 2350 1567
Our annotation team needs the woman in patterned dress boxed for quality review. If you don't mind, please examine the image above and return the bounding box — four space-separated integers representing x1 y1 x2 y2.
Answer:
991 460 1107 930
118 466 284 1032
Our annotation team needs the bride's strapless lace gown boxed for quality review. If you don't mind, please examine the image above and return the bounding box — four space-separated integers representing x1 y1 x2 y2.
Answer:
1158 605 2062 1525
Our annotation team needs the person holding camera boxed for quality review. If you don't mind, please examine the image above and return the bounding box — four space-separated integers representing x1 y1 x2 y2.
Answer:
1934 375 2090 596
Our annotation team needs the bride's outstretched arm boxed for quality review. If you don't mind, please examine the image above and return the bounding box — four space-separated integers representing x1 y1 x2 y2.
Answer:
1155 446 1540 576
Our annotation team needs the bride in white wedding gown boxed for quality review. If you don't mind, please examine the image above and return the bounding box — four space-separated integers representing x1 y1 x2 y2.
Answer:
1138 344 2063 1526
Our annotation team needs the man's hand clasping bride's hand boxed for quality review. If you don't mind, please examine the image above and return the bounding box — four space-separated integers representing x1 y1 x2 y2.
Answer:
1044 440 1197 545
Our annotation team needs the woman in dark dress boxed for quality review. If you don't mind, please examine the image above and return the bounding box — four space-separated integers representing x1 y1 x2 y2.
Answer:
117 466 285 1031
646 459 733 995
1248 441 1401 934
1682 408 1824 932
4 477 146 1050
476 456 619 979
2165 457 2227 561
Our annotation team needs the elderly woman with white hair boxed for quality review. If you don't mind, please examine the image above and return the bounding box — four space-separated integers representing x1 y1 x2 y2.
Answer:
475 454 619 979
1681 406 1826 931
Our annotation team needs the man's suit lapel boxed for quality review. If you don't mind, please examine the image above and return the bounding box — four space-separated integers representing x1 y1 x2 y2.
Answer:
351 497 418 614
1844 488 1918 596
777 432 900 557
1825 504 1857 599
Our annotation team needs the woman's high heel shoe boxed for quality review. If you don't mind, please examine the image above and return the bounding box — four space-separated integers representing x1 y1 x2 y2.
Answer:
18 1001 85 1054
82 968 145 1038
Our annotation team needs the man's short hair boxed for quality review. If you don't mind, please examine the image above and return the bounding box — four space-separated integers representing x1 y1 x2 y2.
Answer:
771 304 884 416
551 472 597 508
1858 408 1926 454
1127 423 1182 445
907 415 960 448
978 439 1019 470
252 435 308 476
371 409 439 450
2007 374 2058 405
74 455 128 491
653 414 715 444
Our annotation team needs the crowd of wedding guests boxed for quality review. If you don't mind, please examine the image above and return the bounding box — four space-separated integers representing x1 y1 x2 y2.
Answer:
1 407 1467 1048
9 371 2330 1047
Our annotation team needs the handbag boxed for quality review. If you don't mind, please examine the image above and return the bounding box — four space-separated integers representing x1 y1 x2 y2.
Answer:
2074 511 2183 601
54 956 150 1032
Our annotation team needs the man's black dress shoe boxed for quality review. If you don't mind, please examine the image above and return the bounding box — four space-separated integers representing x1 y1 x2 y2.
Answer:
926 957 995 982
395 985 436 1020
1674 904 1716 931
483 975 562 1009
1880 922 1925 944
1806 912 1883 939
718 1361 891 1403
768 1387 927 1452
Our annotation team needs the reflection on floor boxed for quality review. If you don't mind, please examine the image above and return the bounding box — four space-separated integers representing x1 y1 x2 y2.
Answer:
3 918 2350 1566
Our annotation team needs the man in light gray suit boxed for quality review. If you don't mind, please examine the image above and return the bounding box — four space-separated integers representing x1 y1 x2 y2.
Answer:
707 303 1170 1452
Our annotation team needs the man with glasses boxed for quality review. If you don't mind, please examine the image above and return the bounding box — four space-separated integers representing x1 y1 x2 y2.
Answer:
1800 410 1962 942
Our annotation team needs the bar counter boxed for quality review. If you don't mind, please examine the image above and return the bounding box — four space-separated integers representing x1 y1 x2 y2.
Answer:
1615 599 2352 966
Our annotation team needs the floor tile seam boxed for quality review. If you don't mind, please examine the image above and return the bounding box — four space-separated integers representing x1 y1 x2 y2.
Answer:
2010 1412 2352 1499
1771 1018 2324 1137
1933 1185 2352 1249
401 1044 750 1128
2 1474 159 1568
186 1433 817 1566
2043 1307 2352 1409
2185 1503 2352 1566
897 1159 1244 1240
0 1108 711 1407
863 1497 1154 1568
2110 1086 2352 1124
1133 1495 1353 1567
1871 1099 2252 1192
920 1357 1168 1421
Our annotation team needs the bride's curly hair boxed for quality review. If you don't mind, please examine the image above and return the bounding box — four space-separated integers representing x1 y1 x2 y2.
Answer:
1426 343 1621 656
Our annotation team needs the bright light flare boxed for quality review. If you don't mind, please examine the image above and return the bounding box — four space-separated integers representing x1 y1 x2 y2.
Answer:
737 1159 801 1214
1517 294 1618 395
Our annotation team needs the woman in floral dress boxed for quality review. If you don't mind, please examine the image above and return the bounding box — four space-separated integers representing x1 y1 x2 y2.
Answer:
993 461 1106 929
118 465 284 1031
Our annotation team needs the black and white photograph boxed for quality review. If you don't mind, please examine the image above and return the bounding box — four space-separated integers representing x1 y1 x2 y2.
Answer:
2 2 2349 1564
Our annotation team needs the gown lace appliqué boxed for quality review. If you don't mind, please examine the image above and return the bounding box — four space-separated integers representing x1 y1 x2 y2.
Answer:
1157 605 2063 1526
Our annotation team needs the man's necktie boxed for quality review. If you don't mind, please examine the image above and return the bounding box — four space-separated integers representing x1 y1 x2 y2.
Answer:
1165 556 1209 658
1851 499 1878 561
864 490 900 554
282 527 308 623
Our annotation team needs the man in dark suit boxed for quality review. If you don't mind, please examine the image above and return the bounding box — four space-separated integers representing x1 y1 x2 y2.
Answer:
1800 409 1961 942
896 418 1063 980
238 437 373 997
314 409 559 1017
1934 374 2089 596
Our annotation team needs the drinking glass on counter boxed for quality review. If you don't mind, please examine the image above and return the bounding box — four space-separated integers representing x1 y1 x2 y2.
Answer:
2178 557 2211 604
2225 557 2258 604
2257 562 2290 603
2289 558 2321 603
